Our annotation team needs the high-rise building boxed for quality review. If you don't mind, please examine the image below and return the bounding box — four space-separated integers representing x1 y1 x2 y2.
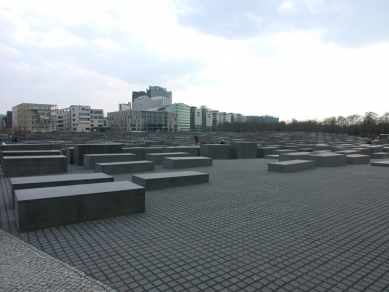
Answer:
132 91 147 103
147 86 172 99
12 103 57 132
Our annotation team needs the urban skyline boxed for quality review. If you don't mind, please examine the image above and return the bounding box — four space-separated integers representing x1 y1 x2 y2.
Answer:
1 1 388 121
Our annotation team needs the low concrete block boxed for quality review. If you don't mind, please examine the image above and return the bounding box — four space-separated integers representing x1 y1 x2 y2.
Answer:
257 147 279 158
279 152 312 161
273 149 296 155
309 152 346 167
268 160 314 173
265 155 279 159
74 144 123 166
370 152 389 159
230 142 257 159
365 145 384 153
10 173 114 208
95 161 155 174
145 152 190 165
200 144 230 160
132 171 209 191
66 147 74 164
346 154 370 165
337 150 361 155
163 157 212 169
84 153 137 170
164 146 199 156
122 147 145 160
313 144 331 151
351 148 371 155
384 147 389 153
15 181 145 233
371 160 389 167
3 155 67 177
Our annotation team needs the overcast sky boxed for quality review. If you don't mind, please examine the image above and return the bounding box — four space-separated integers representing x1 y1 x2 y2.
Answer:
1 0 388 121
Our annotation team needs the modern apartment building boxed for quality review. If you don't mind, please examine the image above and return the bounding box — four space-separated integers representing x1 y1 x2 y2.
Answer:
12 103 57 132
107 110 177 132
56 105 108 132
246 115 279 123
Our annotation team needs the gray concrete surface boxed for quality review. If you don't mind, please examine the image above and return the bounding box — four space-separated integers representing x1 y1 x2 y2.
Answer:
1 157 389 291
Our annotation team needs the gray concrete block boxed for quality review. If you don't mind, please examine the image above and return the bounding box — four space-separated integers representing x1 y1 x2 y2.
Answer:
132 171 209 191
257 147 279 158
279 152 312 161
200 144 230 160
74 144 123 166
163 157 212 169
3 156 68 177
265 155 279 159
337 150 361 155
10 173 114 208
365 145 384 153
351 148 371 155
268 160 315 173
370 152 389 159
371 160 389 167
122 147 145 160
15 181 145 233
164 146 199 156
145 152 190 165
273 149 296 155
84 153 137 170
308 152 346 167
66 147 74 164
230 142 257 159
95 161 155 174
346 154 370 165
313 144 331 151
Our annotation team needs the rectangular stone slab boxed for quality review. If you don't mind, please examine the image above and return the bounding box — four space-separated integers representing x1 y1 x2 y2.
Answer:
371 160 389 167
268 160 314 173
308 152 346 167
200 144 230 160
3 155 67 177
346 154 370 165
84 153 137 170
163 157 212 169
95 160 155 174
10 173 114 208
15 181 145 233
132 171 209 190
145 152 190 165
279 152 312 161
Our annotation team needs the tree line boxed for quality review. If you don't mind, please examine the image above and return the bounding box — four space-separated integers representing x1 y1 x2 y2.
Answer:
215 112 389 137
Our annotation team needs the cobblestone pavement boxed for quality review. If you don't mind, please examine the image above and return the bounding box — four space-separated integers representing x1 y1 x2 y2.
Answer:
0 229 116 291
1 159 389 291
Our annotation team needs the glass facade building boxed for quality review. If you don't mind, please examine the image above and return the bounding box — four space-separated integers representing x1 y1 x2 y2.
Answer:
166 103 190 131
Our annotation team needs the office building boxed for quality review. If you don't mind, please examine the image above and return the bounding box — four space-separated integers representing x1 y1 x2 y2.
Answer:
166 103 190 131
133 95 172 111
12 103 57 133
107 110 177 132
190 107 203 132
132 91 147 103
200 106 213 131
119 102 131 111
147 86 172 99
246 115 279 123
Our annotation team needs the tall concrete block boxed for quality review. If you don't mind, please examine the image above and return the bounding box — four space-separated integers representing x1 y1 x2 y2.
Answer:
230 142 257 159
200 144 230 160
73 144 123 166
